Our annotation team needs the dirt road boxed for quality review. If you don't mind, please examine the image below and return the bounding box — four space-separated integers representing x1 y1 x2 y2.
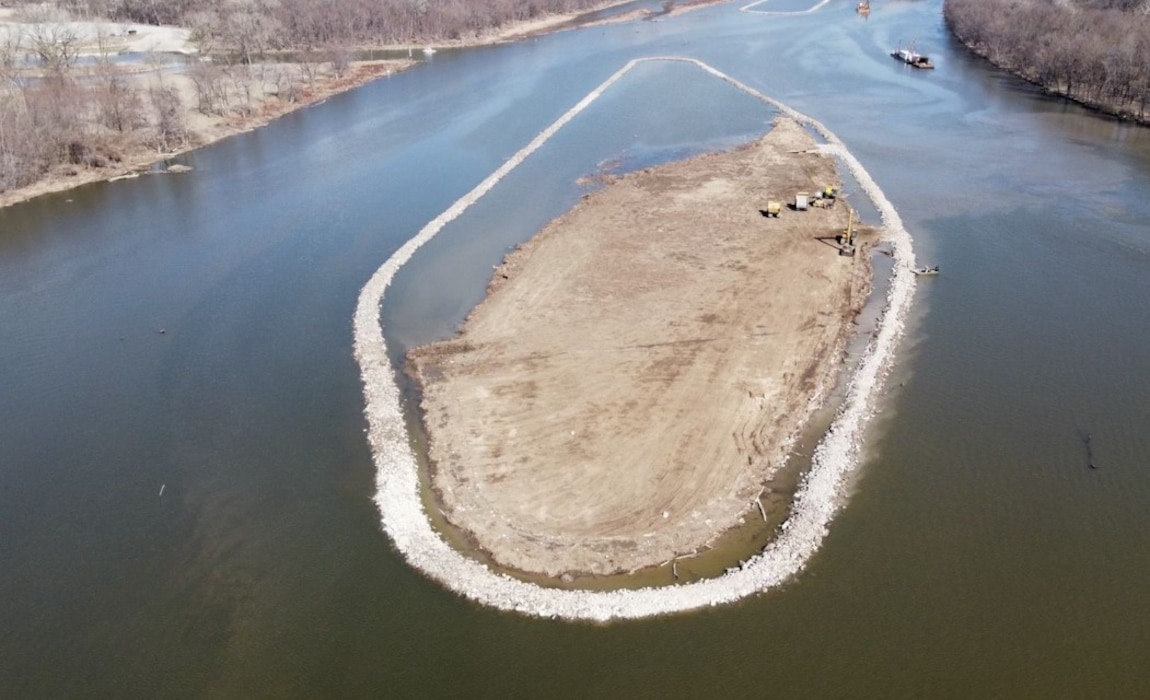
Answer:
409 118 873 578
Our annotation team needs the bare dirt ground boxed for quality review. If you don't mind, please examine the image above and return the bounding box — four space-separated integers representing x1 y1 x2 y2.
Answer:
409 118 875 579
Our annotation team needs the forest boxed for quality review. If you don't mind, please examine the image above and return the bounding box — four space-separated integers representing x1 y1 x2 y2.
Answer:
61 0 614 46
11 0 1149 202
944 0 1150 122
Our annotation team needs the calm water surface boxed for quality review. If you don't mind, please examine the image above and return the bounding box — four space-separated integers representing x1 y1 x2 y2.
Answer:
2 1 1149 697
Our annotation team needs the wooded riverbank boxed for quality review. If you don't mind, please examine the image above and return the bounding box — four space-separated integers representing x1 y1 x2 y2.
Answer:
2 0 692 209
944 0 1150 125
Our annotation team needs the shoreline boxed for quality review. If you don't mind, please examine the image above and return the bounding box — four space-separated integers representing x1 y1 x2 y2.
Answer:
947 31 1150 128
353 57 918 621
1 0 730 212
410 232 877 589
407 120 874 580
0 59 410 211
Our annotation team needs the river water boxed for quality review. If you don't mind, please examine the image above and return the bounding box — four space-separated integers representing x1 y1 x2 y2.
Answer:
3 0 1150 697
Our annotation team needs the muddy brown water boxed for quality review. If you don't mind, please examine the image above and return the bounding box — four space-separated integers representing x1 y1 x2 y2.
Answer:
3 0 1150 696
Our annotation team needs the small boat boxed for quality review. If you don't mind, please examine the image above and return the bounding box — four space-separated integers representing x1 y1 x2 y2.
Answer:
891 43 934 69
422 46 437 56
912 265 940 276
857 1 870 14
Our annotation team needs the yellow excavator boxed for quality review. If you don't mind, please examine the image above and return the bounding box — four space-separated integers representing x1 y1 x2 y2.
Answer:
839 209 856 257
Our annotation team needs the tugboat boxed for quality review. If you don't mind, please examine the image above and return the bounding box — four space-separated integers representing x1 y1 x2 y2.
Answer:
891 42 935 69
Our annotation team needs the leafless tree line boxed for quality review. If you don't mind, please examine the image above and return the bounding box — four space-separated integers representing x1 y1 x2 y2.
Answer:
0 42 360 194
1 0 624 195
0 18 192 193
945 0 1150 122
62 0 613 47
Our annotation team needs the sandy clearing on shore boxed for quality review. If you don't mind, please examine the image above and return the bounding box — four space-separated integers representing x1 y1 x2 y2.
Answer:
409 117 873 578
0 17 193 55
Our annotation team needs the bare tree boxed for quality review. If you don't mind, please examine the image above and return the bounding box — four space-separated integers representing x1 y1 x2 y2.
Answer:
225 63 256 116
221 0 284 64
20 5 83 74
1 26 25 85
188 59 228 114
148 85 188 151
95 70 145 131
327 45 350 78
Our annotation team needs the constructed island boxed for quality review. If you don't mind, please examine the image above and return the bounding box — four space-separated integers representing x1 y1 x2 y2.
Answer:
408 118 875 580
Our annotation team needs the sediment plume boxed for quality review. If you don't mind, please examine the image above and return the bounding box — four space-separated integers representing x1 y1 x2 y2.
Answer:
353 57 917 622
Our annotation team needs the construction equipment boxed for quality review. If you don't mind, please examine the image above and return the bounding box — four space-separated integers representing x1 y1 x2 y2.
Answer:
823 184 837 199
766 200 781 217
839 209 857 257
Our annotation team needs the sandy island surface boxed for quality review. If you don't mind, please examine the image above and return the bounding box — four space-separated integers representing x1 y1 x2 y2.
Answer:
408 117 874 579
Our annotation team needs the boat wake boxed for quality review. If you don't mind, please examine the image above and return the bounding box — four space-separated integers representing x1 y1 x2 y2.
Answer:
353 57 917 622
